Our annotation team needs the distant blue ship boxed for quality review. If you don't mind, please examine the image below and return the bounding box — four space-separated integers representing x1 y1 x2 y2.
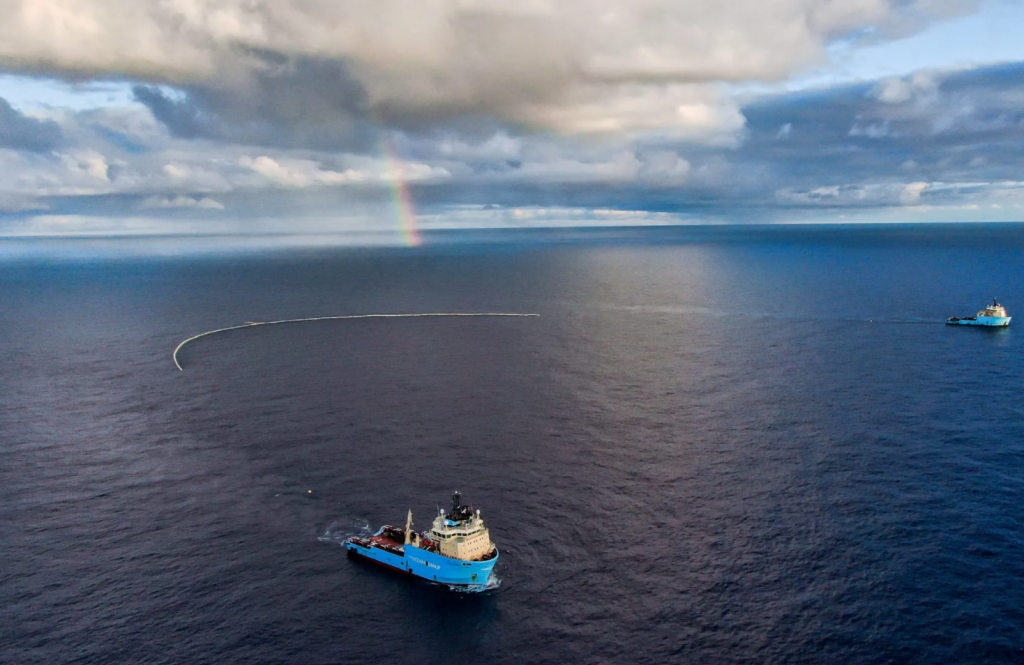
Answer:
346 492 499 587
947 298 1011 327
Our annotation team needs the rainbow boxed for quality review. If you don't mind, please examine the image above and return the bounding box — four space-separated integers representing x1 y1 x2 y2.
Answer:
384 138 422 247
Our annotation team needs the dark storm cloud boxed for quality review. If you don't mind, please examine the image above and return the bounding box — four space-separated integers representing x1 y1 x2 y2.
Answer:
131 85 222 141
0 96 63 152
739 62 1024 192
133 53 377 150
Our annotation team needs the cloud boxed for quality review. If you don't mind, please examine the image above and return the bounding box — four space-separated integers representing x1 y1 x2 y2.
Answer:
0 96 63 151
132 85 221 141
239 154 449 188
3 56 1024 231
0 0 986 140
141 194 224 209
2 214 208 236
242 155 365 188
637 151 692 186
422 205 688 228
155 162 234 193
740 62 1024 191
899 181 929 204
131 55 374 149
62 150 109 181
848 120 898 138
0 193 48 213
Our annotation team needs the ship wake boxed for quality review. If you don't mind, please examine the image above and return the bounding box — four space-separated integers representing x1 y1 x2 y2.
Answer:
446 575 502 594
318 520 373 547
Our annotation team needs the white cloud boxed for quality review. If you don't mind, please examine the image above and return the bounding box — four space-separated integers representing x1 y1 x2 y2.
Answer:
239 154 449 188
62 150 110 181
0 0 980 136
875 77 914 104
872 71 938 105
5 214 176 236
899 181 930 204
154 162 235 193
849 120 898 138
416 204 690 229
0 148 121 198
242 155 363 188
141 194 224 209
775 181 936 206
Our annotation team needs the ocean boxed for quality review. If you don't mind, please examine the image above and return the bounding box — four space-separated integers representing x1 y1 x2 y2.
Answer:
1 224 1022 664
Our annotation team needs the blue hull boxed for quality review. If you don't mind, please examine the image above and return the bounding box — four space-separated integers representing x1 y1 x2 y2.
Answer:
947 316 1011 327
346 540 498 586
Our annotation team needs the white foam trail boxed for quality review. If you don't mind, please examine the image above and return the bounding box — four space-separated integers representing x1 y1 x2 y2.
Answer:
447 575 502 593
173 312 540 370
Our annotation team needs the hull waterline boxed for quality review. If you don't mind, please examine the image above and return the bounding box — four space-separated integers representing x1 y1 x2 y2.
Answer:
946 316 1011 326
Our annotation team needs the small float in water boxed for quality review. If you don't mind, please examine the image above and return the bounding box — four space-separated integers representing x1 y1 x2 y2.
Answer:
946 298 1011 327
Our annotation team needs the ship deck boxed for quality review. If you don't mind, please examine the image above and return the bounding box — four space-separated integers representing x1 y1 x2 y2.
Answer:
349 526 440 555
367 532 405 554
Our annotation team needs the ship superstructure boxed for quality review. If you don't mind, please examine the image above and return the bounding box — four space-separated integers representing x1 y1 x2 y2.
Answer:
947 299 1011 327
346 492 498 587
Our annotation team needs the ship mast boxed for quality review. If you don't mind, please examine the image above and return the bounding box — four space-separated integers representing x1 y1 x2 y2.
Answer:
404 509 414 546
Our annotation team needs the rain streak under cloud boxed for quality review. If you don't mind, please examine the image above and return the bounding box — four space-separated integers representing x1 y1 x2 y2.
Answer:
1 0 1024 236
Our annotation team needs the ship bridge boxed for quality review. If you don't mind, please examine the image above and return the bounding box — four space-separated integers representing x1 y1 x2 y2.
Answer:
427 492 496 561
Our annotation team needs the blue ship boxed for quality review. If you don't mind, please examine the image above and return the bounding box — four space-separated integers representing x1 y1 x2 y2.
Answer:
947 298 1011 327
346 492 499 587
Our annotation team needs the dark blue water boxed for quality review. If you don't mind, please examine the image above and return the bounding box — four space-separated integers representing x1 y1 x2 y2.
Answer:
2 224 1023 664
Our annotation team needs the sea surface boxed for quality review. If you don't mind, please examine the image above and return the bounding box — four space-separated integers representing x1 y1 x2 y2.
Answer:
1 224 1023 664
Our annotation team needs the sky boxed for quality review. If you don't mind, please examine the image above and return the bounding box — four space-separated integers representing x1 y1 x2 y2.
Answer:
1 0 1023 239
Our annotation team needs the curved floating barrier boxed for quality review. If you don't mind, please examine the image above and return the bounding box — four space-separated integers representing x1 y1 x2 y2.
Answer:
172 312 541 370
